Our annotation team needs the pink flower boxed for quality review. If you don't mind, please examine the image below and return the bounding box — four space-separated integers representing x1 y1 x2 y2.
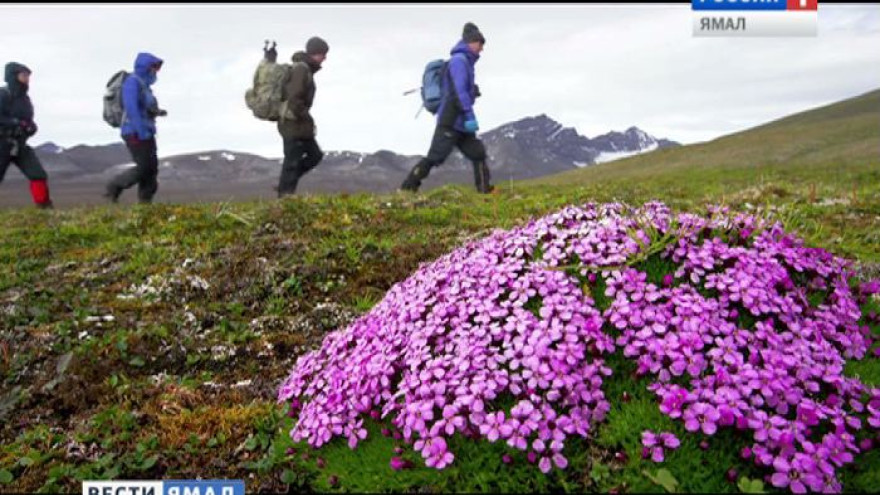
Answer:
683 402 721 435
642 430 679 463
277 201 873 485
390 457 411 471
660 432 680 449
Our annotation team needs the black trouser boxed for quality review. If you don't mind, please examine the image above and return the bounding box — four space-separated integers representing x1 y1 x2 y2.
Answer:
0 140 48 183
107 137 159 203
279 137 324 196
401 125 492 193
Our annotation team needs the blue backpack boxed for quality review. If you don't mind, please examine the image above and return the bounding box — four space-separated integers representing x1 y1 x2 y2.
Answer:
420 59 449 115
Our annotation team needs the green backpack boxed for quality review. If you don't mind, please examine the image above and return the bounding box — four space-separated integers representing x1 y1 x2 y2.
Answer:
245 42 292 122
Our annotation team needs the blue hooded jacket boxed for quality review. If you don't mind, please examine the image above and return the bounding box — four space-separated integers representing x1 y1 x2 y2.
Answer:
437 40 479 133
120 52 162 139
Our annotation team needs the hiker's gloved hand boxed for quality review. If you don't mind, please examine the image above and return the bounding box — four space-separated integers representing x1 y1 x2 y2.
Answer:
11 119 28 138
464 118 479 134
148 106 167 118
23 120 37 137
474 85 481 99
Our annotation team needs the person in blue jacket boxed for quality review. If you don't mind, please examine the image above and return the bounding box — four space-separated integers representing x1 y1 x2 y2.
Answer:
105 52 166 203
400 22 493 194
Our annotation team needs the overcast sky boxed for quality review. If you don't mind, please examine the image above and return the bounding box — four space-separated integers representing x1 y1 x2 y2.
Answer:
1 3 878 158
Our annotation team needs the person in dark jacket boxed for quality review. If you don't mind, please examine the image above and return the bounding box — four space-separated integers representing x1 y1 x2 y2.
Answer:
105 52 166 204
0 62 53 209
276 36 329 197
400 22 493 194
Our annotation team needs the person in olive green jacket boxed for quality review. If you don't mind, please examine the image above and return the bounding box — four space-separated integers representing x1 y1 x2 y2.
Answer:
276 36 328 197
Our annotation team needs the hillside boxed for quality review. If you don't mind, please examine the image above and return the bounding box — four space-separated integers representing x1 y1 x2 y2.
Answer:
0 89 878 493
532 89 880 198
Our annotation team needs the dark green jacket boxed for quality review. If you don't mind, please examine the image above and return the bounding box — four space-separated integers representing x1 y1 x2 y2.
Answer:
277 51 321 140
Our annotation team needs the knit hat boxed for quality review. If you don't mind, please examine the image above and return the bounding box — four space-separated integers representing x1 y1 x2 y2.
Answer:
462 22 485 44
305 36 330 56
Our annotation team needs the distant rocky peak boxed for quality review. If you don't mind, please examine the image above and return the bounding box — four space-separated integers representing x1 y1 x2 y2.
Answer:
35 141 65 154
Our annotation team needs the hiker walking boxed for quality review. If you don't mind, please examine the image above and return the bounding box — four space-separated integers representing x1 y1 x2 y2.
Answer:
276 37 329 197
105 52 166 204
0 62 53 209
400 22 493 194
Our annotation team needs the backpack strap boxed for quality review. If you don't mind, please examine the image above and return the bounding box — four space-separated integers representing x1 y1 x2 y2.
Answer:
0 87 15 131
121 74 150 127
444 54 467 113
129 73 148 94
0 86 10 113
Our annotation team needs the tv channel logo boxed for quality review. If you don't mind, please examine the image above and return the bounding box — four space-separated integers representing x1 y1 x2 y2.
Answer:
83 480 245 495
693 0 818 37
693 0 817 11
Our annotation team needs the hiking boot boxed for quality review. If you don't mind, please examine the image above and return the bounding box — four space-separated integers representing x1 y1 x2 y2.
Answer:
472 161 493 194
36 200 54 210
104 186 121 204
399 182 420 193
400 160 431 192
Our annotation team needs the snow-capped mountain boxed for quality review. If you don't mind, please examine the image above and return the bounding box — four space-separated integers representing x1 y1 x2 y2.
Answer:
481 116 679 172
590 126 679 164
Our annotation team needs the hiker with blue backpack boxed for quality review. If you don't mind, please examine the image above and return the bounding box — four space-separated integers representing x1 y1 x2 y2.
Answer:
0 62 54 209
104 52 166 204
400 22 493 194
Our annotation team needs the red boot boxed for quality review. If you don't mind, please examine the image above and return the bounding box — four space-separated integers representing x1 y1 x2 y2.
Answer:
30 179 53 208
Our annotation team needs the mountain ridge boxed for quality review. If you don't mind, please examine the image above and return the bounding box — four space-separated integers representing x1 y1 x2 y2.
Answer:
26 116 678 190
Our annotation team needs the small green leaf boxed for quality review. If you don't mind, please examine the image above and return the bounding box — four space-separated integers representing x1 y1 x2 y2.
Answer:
280 469 297 485
590 462 611 483
738 476 766 494
139 455 158 471
129 357 146 367
644 468 679 493
0 469 13 484
47 465 70 480
244 436 258 451
18 457 34 467
103 466 120 480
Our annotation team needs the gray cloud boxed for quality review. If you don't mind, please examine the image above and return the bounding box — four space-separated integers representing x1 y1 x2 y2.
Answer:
0 3 877 157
